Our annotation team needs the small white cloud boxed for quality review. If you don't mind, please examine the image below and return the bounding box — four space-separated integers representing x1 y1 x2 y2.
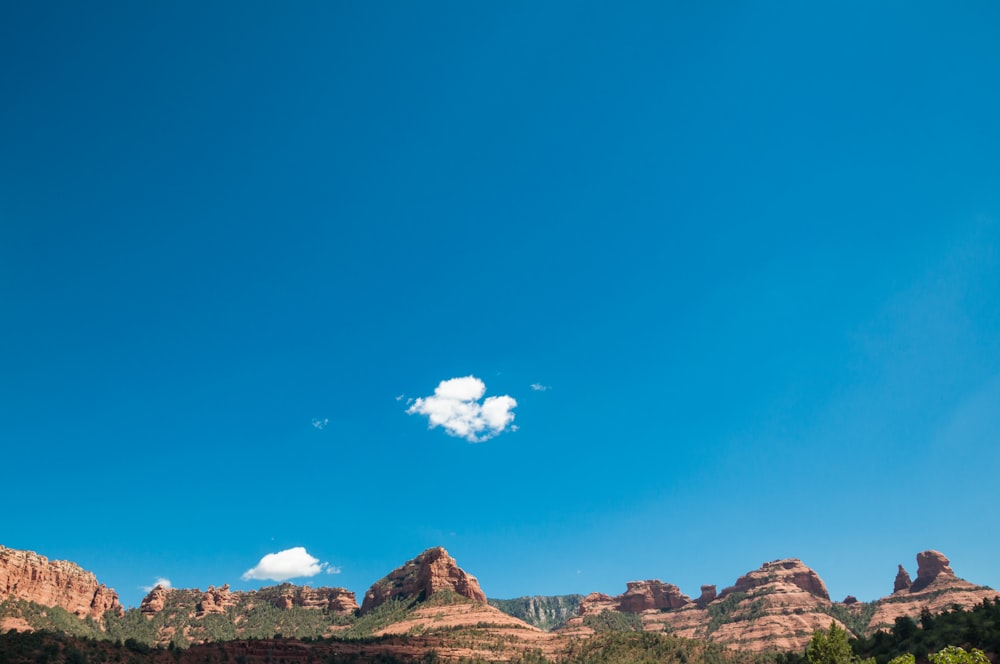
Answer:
406 375 517 442
326 565 342 575
141 577 172 592
395 394 405 401
242 547 329 582
312 418 329 430
530 383 550 392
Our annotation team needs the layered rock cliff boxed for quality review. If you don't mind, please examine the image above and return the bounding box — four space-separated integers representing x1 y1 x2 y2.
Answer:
0 545 122 620
561 558 846 652
137 582 359 619
360 547 486 615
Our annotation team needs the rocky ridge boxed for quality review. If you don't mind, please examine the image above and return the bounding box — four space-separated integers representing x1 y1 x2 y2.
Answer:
558 552 998 652
2 543 997 656
360 547 486 615
0 545 122 621
868 550 997 631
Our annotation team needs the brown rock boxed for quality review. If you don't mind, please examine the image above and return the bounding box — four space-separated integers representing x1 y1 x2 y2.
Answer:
197 584 237 616
0 544 123 620
140 585 169 617
728 558 830 601
620 580 691 612
255 584 359 613
843 596 858 605
360 547 486 615
894 565 912 593
697 585 717 605
912 551 955 592
868 551 997 632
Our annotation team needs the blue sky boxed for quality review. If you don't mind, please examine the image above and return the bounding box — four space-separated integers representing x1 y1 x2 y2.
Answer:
1 2 999 610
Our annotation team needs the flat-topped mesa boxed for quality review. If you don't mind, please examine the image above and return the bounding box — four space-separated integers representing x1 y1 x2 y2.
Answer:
620 580 692 612
0 544 123 620
360 547 486 615
725 558 830 601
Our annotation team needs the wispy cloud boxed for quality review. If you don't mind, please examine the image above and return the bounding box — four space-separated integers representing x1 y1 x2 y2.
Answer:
241 547 330 582
140 577 172 592
530 383 550 392
311 418 329 430
406 375 517 442
326 565 342 575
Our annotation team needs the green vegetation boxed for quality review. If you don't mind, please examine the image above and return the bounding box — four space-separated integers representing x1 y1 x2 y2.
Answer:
805 623 873 664
581 609 644 633
488 595 584 631
852 600 1000 664
557 631 775 664
706 592 750 634
818 603 878 638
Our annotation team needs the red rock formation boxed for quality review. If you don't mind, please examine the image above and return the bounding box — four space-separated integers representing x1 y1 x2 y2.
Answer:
620 580 691 612
360 547 486 615
911 550 955 592
697 585 717 605
894 565 912 593
259 585 360 613
137 583 359 619
727 558 830 600
0 545 123 620
577 592 617 616
869 550 998 631
140 584 168 616
197 584 237 616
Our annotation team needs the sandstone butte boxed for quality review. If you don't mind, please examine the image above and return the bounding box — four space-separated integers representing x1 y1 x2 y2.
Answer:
359 546 488 615
559 550 999 653
0 544 123 624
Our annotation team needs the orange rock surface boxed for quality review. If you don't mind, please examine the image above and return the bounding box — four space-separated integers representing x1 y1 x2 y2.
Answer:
360 547 486 615
0 544 122 620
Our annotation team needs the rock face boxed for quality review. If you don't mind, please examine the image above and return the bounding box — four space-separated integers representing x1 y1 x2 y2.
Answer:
697 584 717 605
360 547 486 615
0 545 123 620
912 550 955 592
868 550 997 631
564 557 845 651
727 558 830 600
197 584 238 616
140 585 168 616
894 565 912 593
488 595 584 631
557 551 997 653
620 580 692 612
137 583 359 619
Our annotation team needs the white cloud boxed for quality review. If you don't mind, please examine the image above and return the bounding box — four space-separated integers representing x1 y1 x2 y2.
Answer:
530 383 550 392
326 565 342 575
141 577 172 592
406 375 517 442
312 418 329 430
241 547 329 582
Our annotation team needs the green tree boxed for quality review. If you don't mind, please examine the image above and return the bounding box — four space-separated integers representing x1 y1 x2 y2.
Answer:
807 624 854 664
928 646 990 664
